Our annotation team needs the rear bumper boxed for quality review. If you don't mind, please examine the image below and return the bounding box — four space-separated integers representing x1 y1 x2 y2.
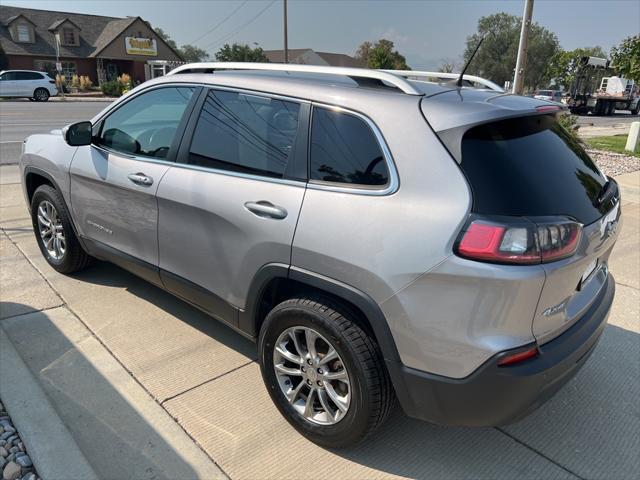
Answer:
388 274 615 426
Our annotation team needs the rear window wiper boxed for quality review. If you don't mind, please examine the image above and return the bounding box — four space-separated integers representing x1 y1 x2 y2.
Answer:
596 180 617 207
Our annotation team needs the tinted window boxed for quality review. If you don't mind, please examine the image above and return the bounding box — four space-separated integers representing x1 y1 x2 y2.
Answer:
310 107 389 186
460 115 609 225
99 87 194 159
0 72 17 81
189 90 300 178
16 72 43 80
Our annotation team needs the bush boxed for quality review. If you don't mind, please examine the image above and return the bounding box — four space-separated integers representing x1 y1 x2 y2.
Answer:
71 74 80 89
79 75 93 91
55 74 66 89
557 112 581 142
100 80 122 97
116 73 133 94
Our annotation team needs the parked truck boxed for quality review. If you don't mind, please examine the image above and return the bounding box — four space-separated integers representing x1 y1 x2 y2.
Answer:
565 56 640 116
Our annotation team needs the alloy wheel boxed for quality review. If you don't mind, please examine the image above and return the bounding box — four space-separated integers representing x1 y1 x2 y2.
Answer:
273 326 351 425
37 200 65 260
35 89 49 101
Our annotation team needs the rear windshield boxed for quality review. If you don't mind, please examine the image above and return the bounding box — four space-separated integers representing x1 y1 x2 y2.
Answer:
460 115 608 225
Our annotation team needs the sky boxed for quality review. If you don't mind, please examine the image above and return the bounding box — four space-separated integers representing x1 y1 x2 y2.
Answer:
5 0 640 69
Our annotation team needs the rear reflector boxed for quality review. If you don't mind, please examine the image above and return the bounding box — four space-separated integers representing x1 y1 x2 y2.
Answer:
536 105 561 112
456 216 582 265
497 346 539 366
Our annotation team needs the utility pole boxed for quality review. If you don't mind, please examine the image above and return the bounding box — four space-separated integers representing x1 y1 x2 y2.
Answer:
283 0 289 64
512 0 534 95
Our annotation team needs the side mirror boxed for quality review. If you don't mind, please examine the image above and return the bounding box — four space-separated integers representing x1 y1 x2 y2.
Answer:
64 121 92 146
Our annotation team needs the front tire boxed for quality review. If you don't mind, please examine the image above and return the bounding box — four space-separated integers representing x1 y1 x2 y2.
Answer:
31 184 92 273
259 296 394 448
33 88 50 102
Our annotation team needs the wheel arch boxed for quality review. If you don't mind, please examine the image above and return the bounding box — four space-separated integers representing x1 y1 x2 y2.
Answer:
24 166 83 242
24 167 56 204
240 264 402 364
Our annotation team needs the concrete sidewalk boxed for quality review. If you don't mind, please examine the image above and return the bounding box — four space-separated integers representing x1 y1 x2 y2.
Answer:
1 164 638 479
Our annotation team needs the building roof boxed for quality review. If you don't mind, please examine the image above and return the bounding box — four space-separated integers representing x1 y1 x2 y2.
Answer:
47 18 82 32
263 48 365 68
0 5 179 60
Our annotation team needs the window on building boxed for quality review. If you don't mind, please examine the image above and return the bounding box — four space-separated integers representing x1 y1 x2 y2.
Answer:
188 89 301 178
16 24 31 42
310 107 389 186
61 62 77 78
62 27 76 45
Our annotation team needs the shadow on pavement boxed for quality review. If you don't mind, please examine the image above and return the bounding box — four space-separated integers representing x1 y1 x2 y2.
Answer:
6 256 638 479
69 260 257 360
0 303 213 480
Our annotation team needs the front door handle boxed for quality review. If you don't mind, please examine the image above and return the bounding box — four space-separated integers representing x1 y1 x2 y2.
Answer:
244 201 288 220
127 173 153 186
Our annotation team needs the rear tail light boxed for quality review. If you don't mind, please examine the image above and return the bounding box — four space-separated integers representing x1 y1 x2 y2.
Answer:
497 345 539 366
49 80 56 84
456 216 582 265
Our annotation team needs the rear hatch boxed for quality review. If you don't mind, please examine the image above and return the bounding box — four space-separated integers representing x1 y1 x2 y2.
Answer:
422 91 621 344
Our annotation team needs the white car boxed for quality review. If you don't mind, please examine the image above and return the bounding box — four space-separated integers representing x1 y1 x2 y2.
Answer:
0 70 58 101
533 89 563 103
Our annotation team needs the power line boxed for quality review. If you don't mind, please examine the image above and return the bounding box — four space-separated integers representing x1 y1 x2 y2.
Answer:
203 0 277 51
189 0 249 45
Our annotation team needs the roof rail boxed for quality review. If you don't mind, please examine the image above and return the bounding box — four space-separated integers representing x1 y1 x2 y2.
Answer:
382 70 505 92
166 62 423 95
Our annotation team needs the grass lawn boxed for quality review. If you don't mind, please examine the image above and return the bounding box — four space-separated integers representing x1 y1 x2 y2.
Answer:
585 135 640 158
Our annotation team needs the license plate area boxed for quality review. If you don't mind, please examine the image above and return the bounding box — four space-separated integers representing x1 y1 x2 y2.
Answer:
579 258 598 289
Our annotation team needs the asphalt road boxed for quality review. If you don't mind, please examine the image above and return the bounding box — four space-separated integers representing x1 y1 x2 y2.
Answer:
0 100 110 165
575 110 638 127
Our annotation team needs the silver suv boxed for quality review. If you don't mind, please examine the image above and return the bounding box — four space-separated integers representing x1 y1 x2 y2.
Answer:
20 63 620 448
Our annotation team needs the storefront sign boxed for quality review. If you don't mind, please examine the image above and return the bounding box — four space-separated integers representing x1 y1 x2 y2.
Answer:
125 37 157 56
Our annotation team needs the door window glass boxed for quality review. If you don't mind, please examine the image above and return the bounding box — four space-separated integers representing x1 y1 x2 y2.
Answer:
188 89 300 178
98 87 194 159
310 107 389 186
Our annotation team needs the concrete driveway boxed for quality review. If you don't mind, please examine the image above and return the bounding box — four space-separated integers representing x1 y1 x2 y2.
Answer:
1 162 638 479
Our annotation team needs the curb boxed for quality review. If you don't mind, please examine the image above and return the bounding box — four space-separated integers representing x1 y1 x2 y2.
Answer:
0 328 98 480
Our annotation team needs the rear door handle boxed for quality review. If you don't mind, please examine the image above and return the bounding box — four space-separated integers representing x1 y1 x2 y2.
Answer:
244 201 288 220
127 173 153 186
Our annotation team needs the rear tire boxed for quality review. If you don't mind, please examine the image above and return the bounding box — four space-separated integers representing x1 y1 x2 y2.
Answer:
259 296 394 448
33 88 50 102
31 184 92 273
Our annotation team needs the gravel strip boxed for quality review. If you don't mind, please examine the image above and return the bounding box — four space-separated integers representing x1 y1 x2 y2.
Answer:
0 400 40 480
587 149 640 177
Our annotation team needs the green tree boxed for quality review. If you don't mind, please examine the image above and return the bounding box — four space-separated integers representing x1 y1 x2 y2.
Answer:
179 45 209 62
438 61 456 73
545 46 607 90
214 43 269 62
154 27 208 62
154 27 178 51
610 35 640 83
463 13 560 91
355 39 410 69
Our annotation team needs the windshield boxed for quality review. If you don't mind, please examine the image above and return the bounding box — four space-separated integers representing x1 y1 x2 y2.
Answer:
460 115 610 225
536 90 553 96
